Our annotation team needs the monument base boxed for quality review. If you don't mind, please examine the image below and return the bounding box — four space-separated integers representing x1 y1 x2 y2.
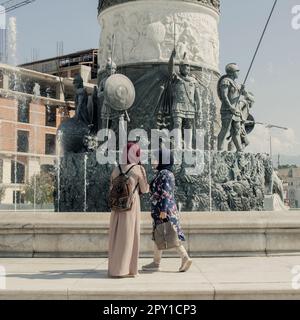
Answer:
55 151 270 212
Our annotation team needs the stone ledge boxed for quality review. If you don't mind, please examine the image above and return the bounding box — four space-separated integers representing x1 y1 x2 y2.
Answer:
0 211 300 257
2 286 299 300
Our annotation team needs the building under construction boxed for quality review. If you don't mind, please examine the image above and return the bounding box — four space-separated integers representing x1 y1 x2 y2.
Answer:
0 54 96 207
20 49 99 84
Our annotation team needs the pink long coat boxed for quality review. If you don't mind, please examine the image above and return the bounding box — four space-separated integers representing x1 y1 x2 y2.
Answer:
108 164 149 277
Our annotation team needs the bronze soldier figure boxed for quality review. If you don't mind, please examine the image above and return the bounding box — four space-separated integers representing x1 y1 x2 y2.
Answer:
217 63 246 152
73 74 90 126
169 49 202 150
228 91 255 151
98 58 119 130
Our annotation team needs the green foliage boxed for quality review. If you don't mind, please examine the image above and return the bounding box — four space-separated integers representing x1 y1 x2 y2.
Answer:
24 172 54 208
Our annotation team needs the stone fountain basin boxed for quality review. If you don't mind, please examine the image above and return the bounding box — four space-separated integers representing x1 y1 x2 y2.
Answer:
0 211 300 258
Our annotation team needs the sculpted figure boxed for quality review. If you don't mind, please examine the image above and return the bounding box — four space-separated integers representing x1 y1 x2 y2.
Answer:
217 63 250 152
98 0 104 13
168 49 202 150
228 91 255 151
73 74 90 126
98 59 120 130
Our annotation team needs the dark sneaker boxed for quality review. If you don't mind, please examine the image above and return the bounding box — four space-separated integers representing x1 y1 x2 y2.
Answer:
142 262 160 272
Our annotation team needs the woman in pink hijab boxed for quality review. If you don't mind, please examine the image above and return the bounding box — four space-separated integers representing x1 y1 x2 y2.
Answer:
108 142 149 278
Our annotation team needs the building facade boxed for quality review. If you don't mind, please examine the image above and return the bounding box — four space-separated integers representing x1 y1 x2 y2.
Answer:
0 60 95 207
278 167 300 209
20 49 99 85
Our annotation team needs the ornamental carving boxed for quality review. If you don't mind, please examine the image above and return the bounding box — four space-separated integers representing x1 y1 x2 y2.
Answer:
98 1 219 72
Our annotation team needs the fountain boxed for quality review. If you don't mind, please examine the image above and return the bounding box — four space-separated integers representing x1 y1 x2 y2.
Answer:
7 16 19 211
55 0 283 212
83 153 88 212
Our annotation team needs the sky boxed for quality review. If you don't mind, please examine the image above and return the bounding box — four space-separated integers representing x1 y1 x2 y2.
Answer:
3 0 300 164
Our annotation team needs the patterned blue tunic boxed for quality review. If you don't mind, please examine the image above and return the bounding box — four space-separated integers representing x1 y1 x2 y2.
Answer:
150 169 185 241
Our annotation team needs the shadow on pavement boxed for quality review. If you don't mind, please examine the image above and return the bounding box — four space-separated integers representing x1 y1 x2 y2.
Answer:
6 269 109 280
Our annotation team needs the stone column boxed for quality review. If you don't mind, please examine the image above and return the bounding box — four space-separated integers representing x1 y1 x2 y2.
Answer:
2 72 10 90
2 158 11 184
98 0 221 148
2 157 12 204
56 83 65 101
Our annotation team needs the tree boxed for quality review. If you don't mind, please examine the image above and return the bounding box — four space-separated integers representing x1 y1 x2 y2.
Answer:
24 172 54 208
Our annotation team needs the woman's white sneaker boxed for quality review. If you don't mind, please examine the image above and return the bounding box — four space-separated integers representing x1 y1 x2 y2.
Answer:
179 257 193 272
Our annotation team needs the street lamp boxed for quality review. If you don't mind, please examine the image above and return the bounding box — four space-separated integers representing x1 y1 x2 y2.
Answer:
255 122 289 196
256 122 288 158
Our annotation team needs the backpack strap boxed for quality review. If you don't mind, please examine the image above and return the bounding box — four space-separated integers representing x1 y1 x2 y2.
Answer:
133 183 139 194
118 164 137 176
118 164 123 175
124 164 137 175
131 165 142 194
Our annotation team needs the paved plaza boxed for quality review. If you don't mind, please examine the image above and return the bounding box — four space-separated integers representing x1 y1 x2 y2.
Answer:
1 256 300 300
